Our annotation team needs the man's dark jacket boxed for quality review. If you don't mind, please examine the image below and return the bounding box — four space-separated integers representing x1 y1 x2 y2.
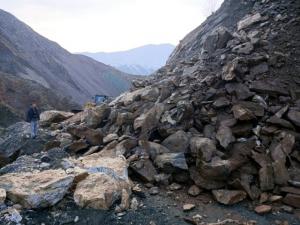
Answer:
26 107 40 122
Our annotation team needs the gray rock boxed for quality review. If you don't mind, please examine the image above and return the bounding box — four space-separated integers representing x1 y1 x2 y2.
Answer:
287 110 300 127
232 42 254 54
237 13 262 30
155 153 188 172
216 126 235 148
162 130 189 153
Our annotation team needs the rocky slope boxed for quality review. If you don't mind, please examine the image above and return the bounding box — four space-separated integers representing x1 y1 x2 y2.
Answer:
1 0 300 224
0 9 132 118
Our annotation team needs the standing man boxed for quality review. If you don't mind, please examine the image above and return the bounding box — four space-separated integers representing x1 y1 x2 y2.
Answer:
26 102 40 139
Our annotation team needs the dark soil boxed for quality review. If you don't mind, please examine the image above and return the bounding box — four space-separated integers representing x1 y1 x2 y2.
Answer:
19 186 300 225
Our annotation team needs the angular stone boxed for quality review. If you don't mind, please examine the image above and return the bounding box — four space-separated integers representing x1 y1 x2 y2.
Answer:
232 123 253 137
0 169 74 208
103 133 119 144
40 110 74 127
74 173 131 210
189 166 225 190
222 57 247 81
232 105 256 121
155 153 188 172
183 204 195 211
162 130 189 153
130 159 157 183
190 137 217 162
212 190 247 205
134 103 165 139
169 183 182 191
238 13 262 31
213 97 230 108
67 125 103 146
259 165 274 191
0 122 51 167
81 104 111 128
232 42 254 55
202 26 233 54
283 194 300 208
272 161 289 186
73 155 131 210
216 126 235 148
0 188 6 204
250 63 269 76
198 158 239 180
139 140 170 160
254 205 272 214
67 139 89 153
250 81 289 96
267 116 294 129
225 83 254 100
287 110 300 127
188 185 202 197
281 187 300 195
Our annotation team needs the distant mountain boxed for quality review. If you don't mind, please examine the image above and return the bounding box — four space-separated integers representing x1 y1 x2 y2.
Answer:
81 44 175 75
0 9 132 124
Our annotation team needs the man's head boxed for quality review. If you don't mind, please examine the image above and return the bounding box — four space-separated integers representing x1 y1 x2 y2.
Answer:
32 102 37 108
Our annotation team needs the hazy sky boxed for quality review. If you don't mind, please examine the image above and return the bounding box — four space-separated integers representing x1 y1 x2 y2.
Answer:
0 0 223 52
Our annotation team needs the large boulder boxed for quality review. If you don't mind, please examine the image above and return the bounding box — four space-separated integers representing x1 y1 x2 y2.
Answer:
134 103 165 139
81 104 111 128
0 122 52 167
66 125 103 146
190 137 217 162
40 110 74 127
130 159 157 183
139 140 170 160
0 169 74 208
237 13 262 31
155 153 188 172
161 130 189 153
202 26 233 54
73 154 131 210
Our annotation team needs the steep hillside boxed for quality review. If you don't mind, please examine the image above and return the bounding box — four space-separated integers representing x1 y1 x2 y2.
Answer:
2 0 300 224
82 44 175 75
0 9 132 109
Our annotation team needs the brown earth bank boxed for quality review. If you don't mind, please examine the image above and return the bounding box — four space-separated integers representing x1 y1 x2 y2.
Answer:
1 0 300 224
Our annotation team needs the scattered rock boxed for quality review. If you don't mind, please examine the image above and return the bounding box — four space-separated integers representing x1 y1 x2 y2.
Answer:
183 204 195 211
212 190 247 205
188 185 202 197
149 187 159 195
283 194 300 208
254 205 272 214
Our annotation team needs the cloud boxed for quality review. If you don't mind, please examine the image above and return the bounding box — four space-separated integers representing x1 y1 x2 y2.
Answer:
0 0 223 52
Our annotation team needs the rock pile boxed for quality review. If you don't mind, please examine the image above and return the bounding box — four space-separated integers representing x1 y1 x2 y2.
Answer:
0 0 300 218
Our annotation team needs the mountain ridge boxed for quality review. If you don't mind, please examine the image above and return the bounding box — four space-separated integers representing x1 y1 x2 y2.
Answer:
0 8 133 124
81 44 175 75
